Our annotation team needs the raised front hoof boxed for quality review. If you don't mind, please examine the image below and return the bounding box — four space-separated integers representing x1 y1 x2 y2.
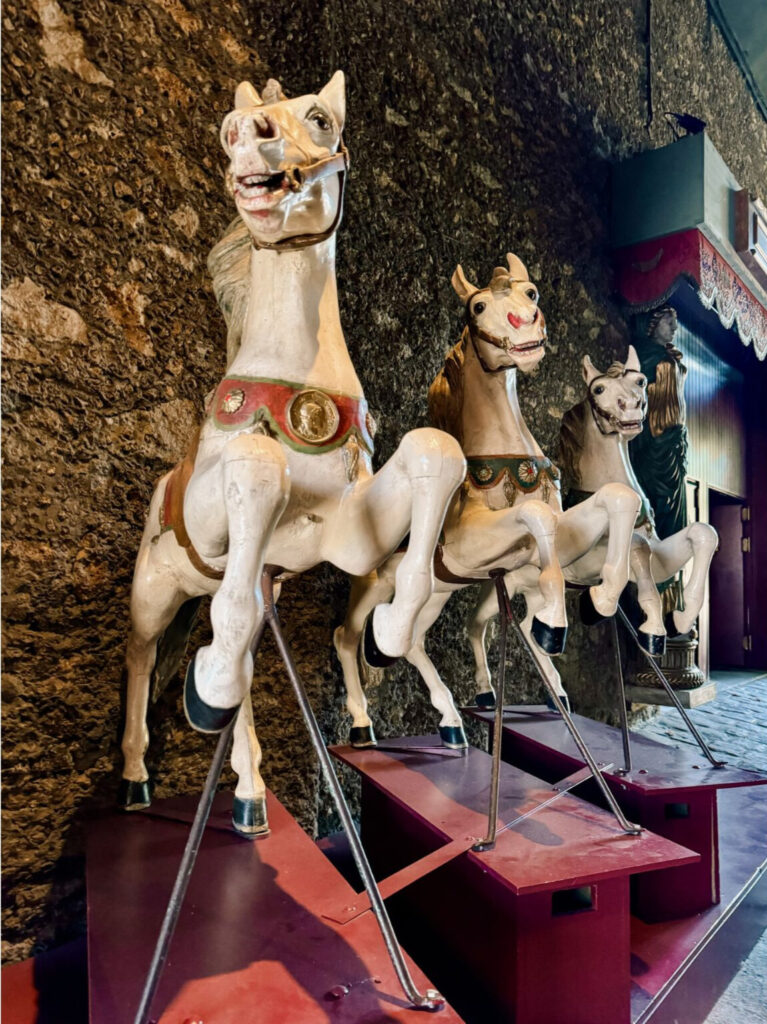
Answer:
439 725 468 749
350 725 378 748
474 691 496 710
531 617 567 656
183 654 239 735
361 613 398 669
579 589 606 626
118 779 151 811
232 796 270 839
638 631 666 657
545 693 571 715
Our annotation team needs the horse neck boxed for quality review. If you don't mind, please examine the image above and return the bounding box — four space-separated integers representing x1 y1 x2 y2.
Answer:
228 236 363 396
460 342 543 456
576 405 645 494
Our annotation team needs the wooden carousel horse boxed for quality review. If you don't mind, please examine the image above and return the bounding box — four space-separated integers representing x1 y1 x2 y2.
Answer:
466 345 719 708
119 72 466 841
333 257 643 747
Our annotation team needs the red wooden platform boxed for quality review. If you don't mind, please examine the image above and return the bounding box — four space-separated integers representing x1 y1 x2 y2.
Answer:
331 737 698 1024
85 791 464 1024
465 705 767 920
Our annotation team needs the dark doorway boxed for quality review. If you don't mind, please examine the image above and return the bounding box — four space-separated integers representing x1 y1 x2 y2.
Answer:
708 490 747 669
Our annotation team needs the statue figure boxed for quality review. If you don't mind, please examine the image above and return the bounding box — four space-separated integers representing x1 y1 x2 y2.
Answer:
629 305 689 613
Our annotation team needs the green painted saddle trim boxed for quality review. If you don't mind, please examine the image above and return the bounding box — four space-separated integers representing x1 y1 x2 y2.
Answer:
466 454 561 494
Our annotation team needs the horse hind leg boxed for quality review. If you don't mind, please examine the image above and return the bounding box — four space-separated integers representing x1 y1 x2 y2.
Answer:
630 534 666 656
230 699 269 838
333 571 395 747
403 591 466 748
467 580 501 707
184 434 290 733
121 577 188 809
665 522 719 636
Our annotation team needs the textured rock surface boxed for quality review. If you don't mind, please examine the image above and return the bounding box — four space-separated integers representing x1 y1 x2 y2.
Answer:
2 0 766 960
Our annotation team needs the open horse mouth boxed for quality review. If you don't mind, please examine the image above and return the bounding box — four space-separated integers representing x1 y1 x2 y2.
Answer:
509 338 545 354
618 419 642 432
235 170 290 207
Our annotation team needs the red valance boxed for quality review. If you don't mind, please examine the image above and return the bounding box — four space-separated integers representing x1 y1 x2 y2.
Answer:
614 228 767 360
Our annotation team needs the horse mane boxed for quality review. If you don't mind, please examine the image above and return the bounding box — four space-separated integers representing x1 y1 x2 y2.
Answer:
428 328 470 446
207 217 252 366
557 400 590 490
557 361 627 489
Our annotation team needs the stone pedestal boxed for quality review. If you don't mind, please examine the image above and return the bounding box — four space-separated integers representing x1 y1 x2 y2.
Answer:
638 628 706 689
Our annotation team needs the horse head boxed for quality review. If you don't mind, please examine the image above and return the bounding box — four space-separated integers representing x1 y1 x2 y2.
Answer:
582 345 648 437
220 71 347 249
451 253 546 372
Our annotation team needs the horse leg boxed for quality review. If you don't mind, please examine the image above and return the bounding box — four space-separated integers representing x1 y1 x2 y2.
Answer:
513 499 567 655
184 435 290 732
629 532 666 655
466 580 498 707
403 590 466 747
652 523 718 635
333 570 395 747
230 698 269 838
121 531 189 808
558 483 641 617
518 586 570 710
327 427 465 659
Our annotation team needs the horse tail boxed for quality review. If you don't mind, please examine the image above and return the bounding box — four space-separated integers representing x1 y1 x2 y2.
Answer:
427 329 469 446
150 597 203 702
557 400 588 491
207 217 251 367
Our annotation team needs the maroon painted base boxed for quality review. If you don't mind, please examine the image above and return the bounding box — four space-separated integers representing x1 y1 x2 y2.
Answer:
466 705 767 922
331 737 698 1024
85 790 463 1024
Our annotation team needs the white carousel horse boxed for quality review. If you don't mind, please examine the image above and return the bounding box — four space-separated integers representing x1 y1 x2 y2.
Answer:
466 346 719 706
120 71 466 835
333 257 642 747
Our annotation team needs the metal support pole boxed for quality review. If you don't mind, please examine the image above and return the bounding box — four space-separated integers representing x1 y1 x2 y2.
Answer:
262 574 444 1012
511 620 642 835
610 617 633 774
473 572 511 852
134 718 236 1024
616 606 725 768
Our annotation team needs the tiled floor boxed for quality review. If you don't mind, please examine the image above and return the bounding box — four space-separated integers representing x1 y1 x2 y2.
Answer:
635 669 767 1024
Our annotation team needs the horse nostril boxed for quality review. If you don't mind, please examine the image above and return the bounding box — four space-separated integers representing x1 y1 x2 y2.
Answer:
531 309 539 323
253 114 277 139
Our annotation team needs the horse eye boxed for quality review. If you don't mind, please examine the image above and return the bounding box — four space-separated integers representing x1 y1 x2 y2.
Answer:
594 385 605 395
637 376 646 387
311 112 331 131
525 287 538 301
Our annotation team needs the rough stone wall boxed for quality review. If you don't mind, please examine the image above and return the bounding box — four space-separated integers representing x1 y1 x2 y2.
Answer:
3 0 766 960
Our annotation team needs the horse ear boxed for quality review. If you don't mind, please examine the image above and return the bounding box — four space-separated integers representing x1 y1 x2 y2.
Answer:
506 252 529 281
452 265 478 303
625 344 641 372
582 355 600 385
319 70 346 131
235 81 262 109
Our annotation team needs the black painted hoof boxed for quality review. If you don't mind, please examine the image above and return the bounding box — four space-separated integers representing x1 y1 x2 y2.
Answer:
638 631 666 657
579 589 606 626
183 654 239 734
532 617 567 655
439 725 468 749
350 725 378 748
362 612 398 668
545 692 571 715
664 611 682 639
232 796 270 839
474 691 496 710
118 778 151 811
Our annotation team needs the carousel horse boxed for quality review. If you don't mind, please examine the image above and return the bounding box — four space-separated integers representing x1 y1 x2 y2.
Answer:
333 257 643 747
466 345 719 707
120 71 466 837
